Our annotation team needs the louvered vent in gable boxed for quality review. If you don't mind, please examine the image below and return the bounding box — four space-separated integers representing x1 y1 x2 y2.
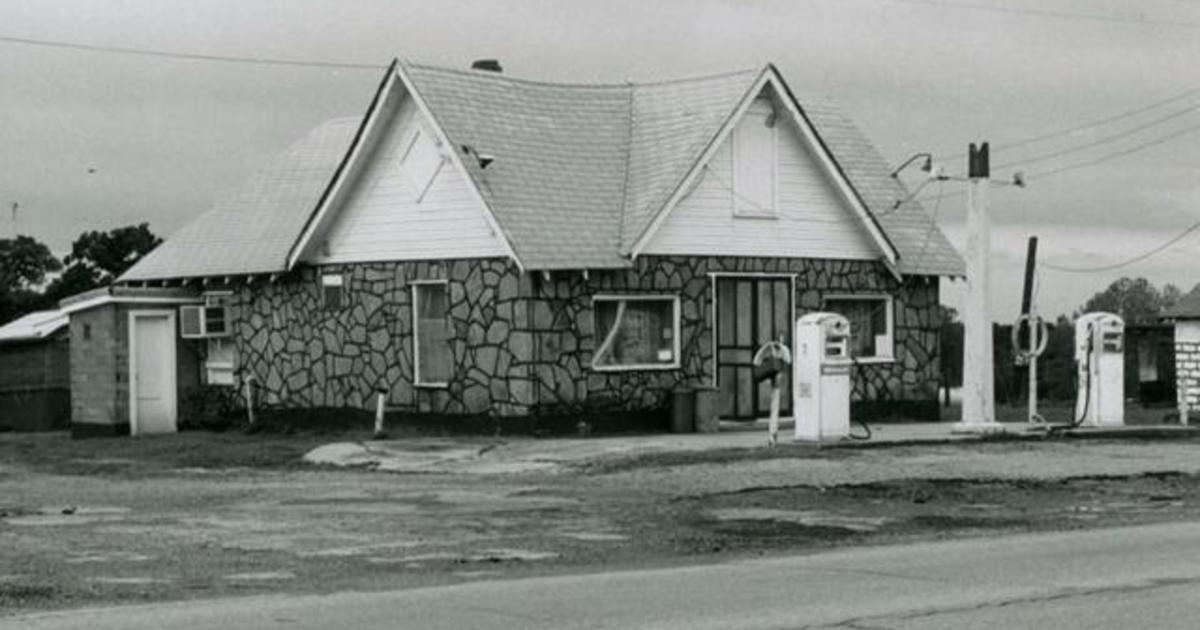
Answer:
401 128 444 202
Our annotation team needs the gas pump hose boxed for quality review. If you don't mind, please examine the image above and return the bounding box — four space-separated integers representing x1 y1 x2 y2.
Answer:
1050 327 1093 435
848 357 872 441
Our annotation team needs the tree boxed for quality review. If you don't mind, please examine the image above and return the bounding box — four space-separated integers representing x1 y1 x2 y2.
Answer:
44 224 161 302
1079 277 1176 325
0 235 61 323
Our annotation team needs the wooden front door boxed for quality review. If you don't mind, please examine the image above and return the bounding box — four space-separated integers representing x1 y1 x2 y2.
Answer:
715 276 793 421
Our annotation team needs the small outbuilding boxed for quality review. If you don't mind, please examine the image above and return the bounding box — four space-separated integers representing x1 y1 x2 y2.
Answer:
1164 290 1200 413
0 309 71 432
60 286 203 437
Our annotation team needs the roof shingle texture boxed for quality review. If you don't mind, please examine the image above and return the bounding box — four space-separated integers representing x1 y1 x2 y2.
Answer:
121 62 962 280
121 117 358 281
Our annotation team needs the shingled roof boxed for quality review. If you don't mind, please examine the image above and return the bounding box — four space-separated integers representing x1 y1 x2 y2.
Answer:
121 60 963 282
122 117 359 281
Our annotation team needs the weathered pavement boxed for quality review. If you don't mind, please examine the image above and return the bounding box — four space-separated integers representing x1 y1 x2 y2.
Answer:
7 433 1200 614
8 520 1200 629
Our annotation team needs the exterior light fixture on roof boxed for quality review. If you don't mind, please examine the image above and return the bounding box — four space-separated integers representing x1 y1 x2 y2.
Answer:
460 144 495 169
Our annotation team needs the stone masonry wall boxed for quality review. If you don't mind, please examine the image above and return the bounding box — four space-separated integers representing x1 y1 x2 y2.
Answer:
232 255 941 420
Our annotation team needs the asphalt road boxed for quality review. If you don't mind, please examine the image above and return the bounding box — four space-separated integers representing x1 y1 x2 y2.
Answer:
8 521 1200 629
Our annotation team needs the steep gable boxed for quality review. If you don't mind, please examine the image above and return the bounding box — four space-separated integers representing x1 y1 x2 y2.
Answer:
304 90 507 264
641 91 880 260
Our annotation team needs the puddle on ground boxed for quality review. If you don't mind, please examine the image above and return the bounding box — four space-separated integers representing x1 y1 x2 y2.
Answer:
88 576 170 585
4 506 131 527
558 532 629 542
710 508 889 532
66 551 151 564
225 571 296 581
295 541 422 558
372 548 560 565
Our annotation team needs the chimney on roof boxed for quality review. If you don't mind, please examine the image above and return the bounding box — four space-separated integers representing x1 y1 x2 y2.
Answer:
470 59 503 73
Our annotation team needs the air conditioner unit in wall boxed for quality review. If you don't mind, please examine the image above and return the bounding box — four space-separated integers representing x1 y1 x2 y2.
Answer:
180 293 232 339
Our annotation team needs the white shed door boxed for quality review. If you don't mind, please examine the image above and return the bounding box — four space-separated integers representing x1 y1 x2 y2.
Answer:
132 314 176 434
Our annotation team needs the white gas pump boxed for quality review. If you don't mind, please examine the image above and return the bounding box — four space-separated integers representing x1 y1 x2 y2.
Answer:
793 312 852 442
1074 312 1125 427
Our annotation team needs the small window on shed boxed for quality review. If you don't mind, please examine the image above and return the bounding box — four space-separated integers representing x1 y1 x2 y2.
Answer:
322 273 345 311
401 129 444 202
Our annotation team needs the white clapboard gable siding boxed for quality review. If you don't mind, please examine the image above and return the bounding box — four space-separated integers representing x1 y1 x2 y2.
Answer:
641 97 880 260
309 93 506 264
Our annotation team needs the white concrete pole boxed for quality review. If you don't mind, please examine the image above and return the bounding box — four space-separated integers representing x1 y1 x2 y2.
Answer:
957 143 999 432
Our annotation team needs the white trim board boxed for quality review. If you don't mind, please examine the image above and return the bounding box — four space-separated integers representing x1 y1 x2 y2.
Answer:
127 309 178 436
590 294 682 372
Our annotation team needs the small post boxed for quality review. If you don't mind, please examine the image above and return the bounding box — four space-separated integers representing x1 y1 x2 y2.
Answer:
768 374 781 447
373 387 388 439
1179 380 1190 427
243 374 256 427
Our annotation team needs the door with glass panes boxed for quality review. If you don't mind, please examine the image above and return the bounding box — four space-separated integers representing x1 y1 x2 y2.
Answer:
715 276 793 421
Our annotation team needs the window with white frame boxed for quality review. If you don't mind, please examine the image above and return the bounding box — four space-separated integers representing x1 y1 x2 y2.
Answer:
401 128 444 202
321 273 344 311
823 294 894 361
731 98 777 218
413 282 453 386
592 296 680 370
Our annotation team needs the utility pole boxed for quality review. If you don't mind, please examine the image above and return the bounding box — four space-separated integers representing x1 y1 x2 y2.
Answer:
956 143 1001 432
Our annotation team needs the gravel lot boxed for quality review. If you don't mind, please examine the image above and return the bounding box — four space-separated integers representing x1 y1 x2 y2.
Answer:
4 431 1200 614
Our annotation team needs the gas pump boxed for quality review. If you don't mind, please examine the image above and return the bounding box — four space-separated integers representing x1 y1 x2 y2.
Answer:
1074 312 1125 427
793 313 852 442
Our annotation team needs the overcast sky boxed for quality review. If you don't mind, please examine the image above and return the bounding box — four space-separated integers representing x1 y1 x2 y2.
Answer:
1 0 1198 320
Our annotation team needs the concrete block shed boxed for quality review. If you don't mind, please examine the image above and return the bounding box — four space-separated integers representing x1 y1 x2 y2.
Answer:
61 287 202 437
0 310 70 432
1163 289 1200 412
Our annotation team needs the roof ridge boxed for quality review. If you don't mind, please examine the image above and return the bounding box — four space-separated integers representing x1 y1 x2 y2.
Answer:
401 60 761 90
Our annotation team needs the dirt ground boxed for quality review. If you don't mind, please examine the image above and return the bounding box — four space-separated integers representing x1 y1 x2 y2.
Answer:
4 428 1200 615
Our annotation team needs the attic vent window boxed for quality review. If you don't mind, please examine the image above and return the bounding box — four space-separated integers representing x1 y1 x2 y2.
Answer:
401 129 444 202
731 103 778 218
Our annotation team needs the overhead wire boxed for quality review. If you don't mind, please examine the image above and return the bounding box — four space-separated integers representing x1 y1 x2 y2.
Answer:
939 87 1200 161
0 33 383 70
993 102 1200 169
1039 220 1200 274
864 0 1200 30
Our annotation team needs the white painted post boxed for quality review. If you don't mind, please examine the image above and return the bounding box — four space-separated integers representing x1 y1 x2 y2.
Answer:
374 388 387 438
243 374 256 427
1179 380 1189 427
957 143 999 433
767 379 781 447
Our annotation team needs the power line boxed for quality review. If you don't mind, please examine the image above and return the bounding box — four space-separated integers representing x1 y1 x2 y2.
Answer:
994 103 1200 169
1027 119 1200 180
1040 220 1200 273
941 85 1200 160
867 0 1200 30
0 33 383 70
907 114 1200 201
